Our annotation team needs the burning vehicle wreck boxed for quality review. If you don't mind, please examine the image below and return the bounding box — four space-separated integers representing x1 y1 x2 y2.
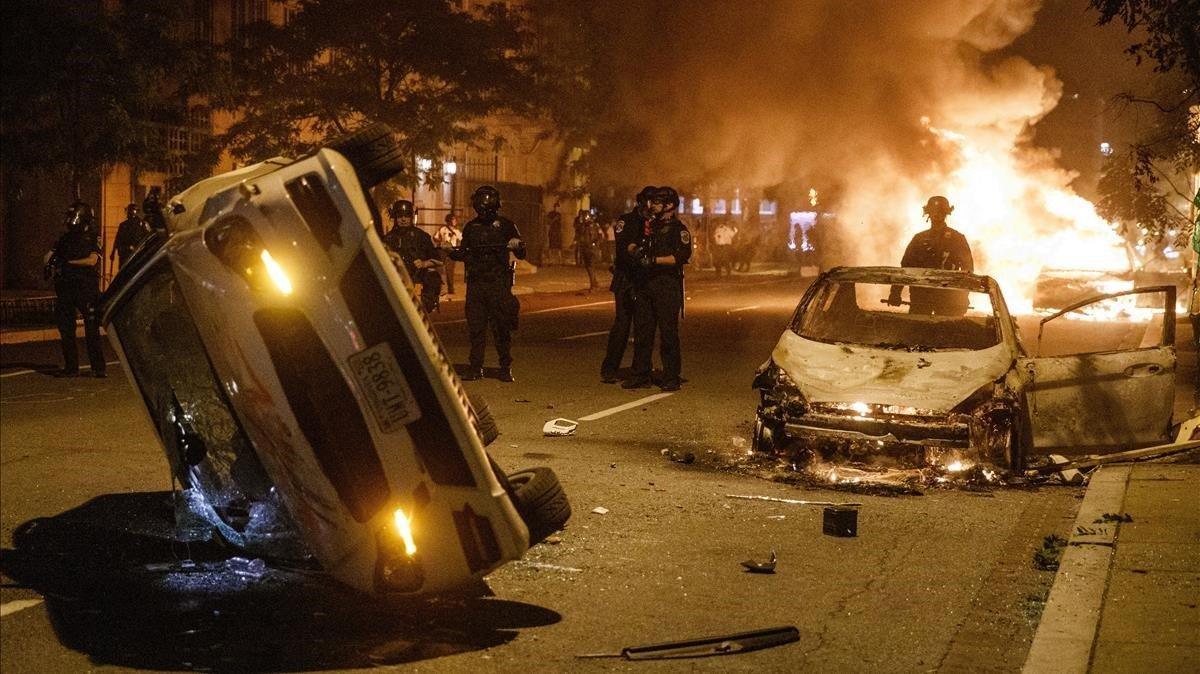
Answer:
753 267 1178 473
98 123 570 597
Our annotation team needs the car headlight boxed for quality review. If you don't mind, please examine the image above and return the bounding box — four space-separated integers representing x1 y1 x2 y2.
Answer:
204 215 294 295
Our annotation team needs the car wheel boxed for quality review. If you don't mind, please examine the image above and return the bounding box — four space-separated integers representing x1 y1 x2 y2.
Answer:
753 416 780 454
506 467 572 545
325 122 406 189
467 392 499 447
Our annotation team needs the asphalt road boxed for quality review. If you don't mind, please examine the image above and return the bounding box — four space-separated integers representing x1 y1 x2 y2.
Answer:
1 272 1192 672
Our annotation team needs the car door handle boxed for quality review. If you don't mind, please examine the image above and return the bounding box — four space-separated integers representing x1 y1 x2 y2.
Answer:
1124 363 1164 377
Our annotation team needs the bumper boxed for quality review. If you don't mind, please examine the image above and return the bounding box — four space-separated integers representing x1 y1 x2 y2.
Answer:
780 411 971 465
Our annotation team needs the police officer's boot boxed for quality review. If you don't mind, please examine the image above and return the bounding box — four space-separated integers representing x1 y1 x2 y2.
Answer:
461 366 484 381
497 366 515 383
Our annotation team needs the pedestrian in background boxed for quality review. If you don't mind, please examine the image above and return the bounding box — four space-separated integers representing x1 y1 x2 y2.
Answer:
45 201 106 378
435 212 463 297
712 218 737 276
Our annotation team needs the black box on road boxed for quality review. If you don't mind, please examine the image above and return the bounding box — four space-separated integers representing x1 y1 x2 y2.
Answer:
823 506 858 537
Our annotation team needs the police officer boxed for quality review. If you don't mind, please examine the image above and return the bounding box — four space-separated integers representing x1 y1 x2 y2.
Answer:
45 201 106 377
383 199 441 312
887 195 974 315
601 185 655 383
623 186 692 391
110 203 152 271
143 186 168 232
451 186 525 382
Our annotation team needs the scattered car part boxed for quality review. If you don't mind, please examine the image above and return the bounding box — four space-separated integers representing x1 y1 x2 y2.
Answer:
591 506 609 515
576 625 800 660
726 494 862 507
822 506 858 537
505 467 571 545
740 550 777 574
542 418 579 436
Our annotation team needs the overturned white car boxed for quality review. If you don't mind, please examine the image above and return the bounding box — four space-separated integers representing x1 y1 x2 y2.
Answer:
753 267 1177 471
100 124 569 597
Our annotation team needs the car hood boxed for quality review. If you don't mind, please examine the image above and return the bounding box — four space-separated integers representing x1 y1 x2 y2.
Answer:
770 331 1011 413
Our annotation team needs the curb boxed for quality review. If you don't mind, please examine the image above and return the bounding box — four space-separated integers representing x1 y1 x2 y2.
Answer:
1023 465 1132 674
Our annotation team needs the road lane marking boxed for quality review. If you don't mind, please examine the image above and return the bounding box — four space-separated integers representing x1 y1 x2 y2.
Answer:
0 360 120 379
578 392 674 421
727 305 761 314
0 599 43 618
558 331 609 341
434 299 614 326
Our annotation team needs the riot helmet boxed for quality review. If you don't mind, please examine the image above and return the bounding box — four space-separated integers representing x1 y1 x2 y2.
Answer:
125 203 140 219
650 186 680 219
471 185 501 216
65 201 95 232
923 195 954 223
389 199 415 224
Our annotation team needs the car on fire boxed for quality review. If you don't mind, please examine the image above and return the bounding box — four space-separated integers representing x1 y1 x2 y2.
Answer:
99 123 570 597
752 267 1178 471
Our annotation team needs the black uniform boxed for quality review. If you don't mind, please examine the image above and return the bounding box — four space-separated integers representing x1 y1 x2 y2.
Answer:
898 225 974 315
384 225 442 312
451 214 525 370
50 229 105 375
629 216 692 387
601 211 644 378
112 216 152 269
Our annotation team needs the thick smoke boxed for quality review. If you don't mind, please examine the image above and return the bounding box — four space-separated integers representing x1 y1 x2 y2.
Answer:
590 0 1125 300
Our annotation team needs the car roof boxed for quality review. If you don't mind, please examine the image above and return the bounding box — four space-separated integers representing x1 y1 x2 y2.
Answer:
823 266 994 293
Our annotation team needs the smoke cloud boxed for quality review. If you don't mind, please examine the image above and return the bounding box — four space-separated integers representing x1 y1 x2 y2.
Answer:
588 0 1126 300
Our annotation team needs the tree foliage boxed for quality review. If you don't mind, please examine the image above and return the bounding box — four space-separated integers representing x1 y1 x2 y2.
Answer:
221 0 541 189
0 0 212 193
1089 0 1200 256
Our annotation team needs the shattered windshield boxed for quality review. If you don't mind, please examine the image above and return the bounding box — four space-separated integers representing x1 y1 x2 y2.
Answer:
793 279 1000 351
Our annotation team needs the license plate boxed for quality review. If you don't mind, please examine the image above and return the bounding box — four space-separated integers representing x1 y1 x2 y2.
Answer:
348 343 421 433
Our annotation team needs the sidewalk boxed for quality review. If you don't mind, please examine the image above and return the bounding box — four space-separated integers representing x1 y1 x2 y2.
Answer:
1023 461 1200 673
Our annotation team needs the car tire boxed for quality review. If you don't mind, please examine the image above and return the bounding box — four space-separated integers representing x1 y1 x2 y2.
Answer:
753 416 780 454
467 392 499 447
324 122 406 189
506 467 571 545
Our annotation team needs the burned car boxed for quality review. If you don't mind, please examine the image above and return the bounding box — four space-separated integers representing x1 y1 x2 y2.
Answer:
753 267 1177 471
100 124 570 596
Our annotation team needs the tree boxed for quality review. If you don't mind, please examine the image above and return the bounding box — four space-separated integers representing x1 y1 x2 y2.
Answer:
1089 0 1200 260
0 0 213 196
220 0 541 191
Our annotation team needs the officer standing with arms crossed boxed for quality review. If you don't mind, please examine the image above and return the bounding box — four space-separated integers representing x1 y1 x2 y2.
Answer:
383 199 442 313
451 186 525 382
45 201 106 377
601 185 655 383
623 186 691 392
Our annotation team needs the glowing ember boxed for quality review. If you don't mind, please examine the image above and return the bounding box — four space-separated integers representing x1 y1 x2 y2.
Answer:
945 460 967 473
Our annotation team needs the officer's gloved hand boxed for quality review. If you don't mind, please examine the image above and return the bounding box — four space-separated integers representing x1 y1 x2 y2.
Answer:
506 238 522 251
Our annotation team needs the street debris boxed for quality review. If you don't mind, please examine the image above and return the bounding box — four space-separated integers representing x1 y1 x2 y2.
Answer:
1095 513 1133 523
576 625 800 660
741 550 777 574
662 448 696 464
591 506 609 515
1026 440 1200 477
225 557 268 580
543 418 579 436
1033 534 1067 571
822 507 858 538
544 535 563 544
726 494 862 507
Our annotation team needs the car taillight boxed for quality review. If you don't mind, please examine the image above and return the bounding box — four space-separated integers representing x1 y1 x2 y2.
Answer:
375 509 423 593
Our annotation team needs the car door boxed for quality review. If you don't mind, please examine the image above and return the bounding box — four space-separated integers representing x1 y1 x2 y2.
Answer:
1018 286 1176 455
